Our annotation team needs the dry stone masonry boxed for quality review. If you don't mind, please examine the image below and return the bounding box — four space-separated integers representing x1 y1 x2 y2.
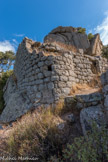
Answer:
0 26 108 124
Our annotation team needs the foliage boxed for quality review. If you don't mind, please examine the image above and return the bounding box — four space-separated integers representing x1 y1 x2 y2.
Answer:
63 123 108 162
88 33 94 40
0 70 13 113
0 51 15 72
78 27 86 34
6 108 65 161
102 45 108 59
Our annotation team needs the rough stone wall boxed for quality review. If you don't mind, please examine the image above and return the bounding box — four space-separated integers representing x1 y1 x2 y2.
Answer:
73 54 108 84
14 38 76 107
73 54 94 84
13 38 108 108
0 35 108 123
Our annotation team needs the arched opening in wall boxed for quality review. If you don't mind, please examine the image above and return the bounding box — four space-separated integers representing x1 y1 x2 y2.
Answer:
91 61 97 74
48 65 52 71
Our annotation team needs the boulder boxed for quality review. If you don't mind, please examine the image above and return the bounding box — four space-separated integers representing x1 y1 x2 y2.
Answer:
0 92 32 123
80 105 106 135
100 70 108 86
44 26 103 56
87 34 103 56
65 92 103 110
3 75 17 105
44 26 90 51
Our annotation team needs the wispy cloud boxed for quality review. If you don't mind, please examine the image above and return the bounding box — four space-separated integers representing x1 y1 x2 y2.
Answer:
14 34 24 37
94 12 108 45
0 40 15 52
12 39 17 43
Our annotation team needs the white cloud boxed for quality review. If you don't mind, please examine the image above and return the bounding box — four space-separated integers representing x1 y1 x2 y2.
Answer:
12 39 17 43
14 34 24 37
94 12 108 45
0 40 15 52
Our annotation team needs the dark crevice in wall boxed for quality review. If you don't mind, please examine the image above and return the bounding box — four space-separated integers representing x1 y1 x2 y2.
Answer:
91 61 97 74
48 65 52 71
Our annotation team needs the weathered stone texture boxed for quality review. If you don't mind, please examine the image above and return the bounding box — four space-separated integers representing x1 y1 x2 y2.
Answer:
87 34 103 56
44 26 103 56
44 26 90 51
0 27 108 123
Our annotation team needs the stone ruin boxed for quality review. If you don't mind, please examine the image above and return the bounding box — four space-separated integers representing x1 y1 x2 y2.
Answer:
0 26 108 125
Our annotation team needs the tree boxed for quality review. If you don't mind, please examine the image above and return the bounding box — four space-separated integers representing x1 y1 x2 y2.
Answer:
0 51 15 72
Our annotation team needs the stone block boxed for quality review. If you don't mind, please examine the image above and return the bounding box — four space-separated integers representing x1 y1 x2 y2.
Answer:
35 79 43 84
51 76 59 81
36 92 42 99
43 71 51 77
44 77 51 82
48 82 54 89
45 60 53 65
38 61 44 67
60 76 68 81
38 84 46 91
61 88 70 95
38 73 44 79
80 105 106 135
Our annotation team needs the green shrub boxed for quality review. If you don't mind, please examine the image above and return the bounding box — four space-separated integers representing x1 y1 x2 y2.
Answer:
88 33 94 40
102 45 108 59
63 123 108 162
78 27 86 34
0 70 13 113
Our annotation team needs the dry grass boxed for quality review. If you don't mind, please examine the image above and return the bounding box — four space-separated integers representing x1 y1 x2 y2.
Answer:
69 83 91 95
53 41 78 53
0 100 83 161
89 74 102 89
69 73 101 96
39 41 78 56
5 106 66 160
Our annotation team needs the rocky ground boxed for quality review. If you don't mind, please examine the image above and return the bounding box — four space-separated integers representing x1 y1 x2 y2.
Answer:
0 85 100 155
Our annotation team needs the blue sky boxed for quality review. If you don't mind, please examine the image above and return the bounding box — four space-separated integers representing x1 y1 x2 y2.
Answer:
0 0 108 52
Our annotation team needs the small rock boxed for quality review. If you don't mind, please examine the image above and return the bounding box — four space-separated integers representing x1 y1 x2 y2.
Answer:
57 123 65 130
65 114 75 123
